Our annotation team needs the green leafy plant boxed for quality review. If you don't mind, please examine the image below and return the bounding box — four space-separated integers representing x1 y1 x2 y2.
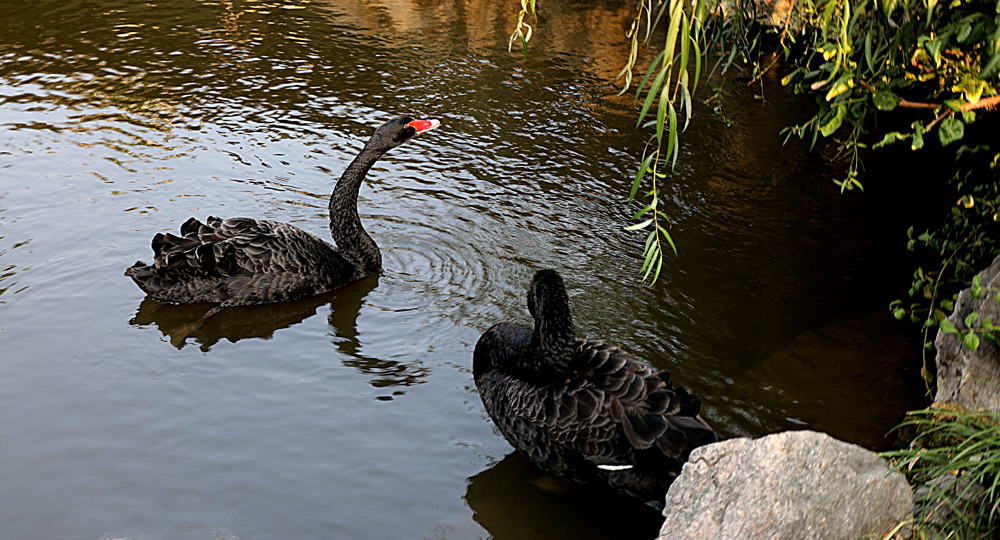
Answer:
780 0 1000 191
889 143 1000 389
882 406 1000 538
937 306 997 352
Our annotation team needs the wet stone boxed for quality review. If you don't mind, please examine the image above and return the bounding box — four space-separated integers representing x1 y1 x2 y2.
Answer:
658 430 914 540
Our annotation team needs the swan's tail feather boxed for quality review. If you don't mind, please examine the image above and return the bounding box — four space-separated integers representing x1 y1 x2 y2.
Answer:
195 243 217 273
217 243 239 276
673 386 704 418
612 378 718 456
124 261 151 278
180 216 205 236
139 216 243 279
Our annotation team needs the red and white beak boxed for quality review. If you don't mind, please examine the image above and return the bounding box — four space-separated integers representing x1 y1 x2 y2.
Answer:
406 118 441 134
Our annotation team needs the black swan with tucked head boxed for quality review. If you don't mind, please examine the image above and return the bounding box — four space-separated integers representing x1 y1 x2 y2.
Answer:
126 115 439 315
473 269 720 501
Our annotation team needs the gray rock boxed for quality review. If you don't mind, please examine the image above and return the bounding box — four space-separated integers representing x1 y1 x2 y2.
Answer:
934 255 1000 412
658 430 913 540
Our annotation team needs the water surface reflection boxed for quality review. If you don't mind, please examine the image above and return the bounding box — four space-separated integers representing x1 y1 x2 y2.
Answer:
466 452 664 539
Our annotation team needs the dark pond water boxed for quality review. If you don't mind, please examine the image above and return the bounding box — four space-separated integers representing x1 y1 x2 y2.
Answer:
0 1 926 538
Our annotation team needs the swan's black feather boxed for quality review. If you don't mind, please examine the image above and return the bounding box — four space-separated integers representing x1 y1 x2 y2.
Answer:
473 270 719 501
128 216 358 305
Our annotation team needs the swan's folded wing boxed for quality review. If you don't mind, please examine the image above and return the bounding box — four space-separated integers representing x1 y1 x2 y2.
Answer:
150 217 353 278
575 339 717 457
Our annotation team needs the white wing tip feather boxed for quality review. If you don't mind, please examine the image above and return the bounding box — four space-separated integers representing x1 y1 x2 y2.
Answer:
597 464 634 471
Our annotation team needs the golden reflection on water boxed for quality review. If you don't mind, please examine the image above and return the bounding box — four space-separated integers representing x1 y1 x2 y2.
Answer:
316 0 640 80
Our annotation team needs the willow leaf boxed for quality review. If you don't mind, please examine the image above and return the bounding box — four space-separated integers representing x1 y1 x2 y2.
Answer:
681 71 691 131
642 238 659 272
667 101 678 168
632 203 654 220
629 152 656 204
642 243 660 280
692 37 702 95
658 225 677 255
635 49 668 104
657 83 669 147
680 13 690 77
637 64 669 127
651 256 664 284
644 228 657 252
625 218 654 231
650 0 670 38
664 0 683 66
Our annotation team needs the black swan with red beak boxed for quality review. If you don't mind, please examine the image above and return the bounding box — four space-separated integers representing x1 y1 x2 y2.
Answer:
473 269 719 501
126 115 439 315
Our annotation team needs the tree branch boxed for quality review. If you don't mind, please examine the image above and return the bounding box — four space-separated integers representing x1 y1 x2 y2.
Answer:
859 79 1000 112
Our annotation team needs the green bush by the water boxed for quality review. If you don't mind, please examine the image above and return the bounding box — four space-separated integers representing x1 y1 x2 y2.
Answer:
883 406 1000 538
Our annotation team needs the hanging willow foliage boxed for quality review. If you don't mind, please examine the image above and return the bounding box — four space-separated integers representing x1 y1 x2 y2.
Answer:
509 0 744 284
622 0 710 284
603 0 742 284
510 0 1000 287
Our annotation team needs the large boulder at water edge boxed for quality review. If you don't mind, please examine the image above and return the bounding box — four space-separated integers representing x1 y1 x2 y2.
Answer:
657 430 913 540
934 254 1000 412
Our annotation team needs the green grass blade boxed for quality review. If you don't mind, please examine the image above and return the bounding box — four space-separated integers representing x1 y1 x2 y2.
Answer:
864 29 874 74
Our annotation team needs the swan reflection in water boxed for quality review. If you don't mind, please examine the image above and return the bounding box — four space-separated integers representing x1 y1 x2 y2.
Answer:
129 275 428 390
464 452 663 540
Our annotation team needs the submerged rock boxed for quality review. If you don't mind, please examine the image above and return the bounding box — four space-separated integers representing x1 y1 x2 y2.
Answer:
657 430 913 540
935 254 1000 412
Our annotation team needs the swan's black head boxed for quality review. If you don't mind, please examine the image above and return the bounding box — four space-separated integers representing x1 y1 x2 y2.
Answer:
526 268 577 375
368 115 440 152
528 269 571 322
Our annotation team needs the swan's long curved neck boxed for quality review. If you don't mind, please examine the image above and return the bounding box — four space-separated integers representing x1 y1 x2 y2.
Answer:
329 142 388 274
529 296 577 377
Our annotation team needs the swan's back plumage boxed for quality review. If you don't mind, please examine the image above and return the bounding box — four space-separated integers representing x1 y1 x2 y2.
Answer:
473 270 718 500
126 216 356 305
